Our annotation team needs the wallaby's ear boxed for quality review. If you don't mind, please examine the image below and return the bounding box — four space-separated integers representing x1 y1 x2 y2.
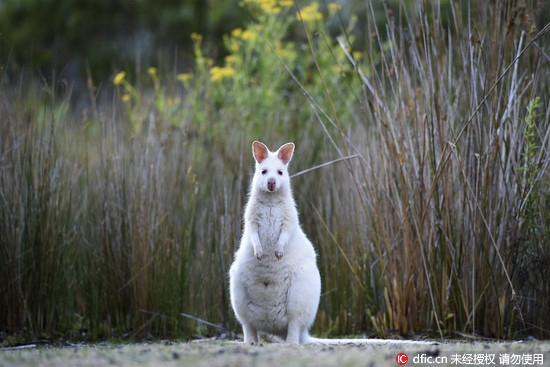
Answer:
278 142 295 165
252 141 269 163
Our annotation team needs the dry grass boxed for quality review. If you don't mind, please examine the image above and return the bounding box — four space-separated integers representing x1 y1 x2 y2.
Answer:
302 0 550 339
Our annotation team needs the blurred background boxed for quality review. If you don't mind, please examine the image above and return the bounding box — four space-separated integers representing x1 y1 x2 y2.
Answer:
0 0 466 80
0 0 244 76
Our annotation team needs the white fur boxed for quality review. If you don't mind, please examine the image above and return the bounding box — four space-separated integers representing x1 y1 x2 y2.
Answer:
229 141 321 344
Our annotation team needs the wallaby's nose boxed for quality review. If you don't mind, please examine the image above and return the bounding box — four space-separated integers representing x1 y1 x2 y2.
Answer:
267 178 276 191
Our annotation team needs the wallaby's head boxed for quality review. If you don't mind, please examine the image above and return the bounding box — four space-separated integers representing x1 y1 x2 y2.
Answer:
252 141 294 193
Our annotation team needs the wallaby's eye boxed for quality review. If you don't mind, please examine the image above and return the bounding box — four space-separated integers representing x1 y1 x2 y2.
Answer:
278 170 283 176
261 169 267 175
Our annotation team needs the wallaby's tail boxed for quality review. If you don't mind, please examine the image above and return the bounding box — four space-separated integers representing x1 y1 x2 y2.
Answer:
307 337 438 346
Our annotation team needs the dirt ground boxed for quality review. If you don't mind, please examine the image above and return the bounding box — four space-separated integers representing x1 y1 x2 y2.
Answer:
1 339 549 367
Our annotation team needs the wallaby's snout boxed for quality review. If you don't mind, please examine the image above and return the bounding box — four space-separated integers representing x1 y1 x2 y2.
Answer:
267 178 276 192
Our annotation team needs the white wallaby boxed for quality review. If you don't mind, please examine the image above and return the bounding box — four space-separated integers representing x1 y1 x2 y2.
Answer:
228 141 438 347
229 141 321 344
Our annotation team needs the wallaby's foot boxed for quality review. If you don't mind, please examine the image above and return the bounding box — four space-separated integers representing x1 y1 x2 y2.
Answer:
286 325 300 344
286 336 299 344
286 323 301 344
243 324 258 345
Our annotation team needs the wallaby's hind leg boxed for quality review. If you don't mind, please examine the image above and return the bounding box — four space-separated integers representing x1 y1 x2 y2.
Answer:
243 324 259 345
286 319 301 344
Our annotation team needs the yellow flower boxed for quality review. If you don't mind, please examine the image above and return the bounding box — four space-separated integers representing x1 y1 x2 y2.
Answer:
263 5 281 14
190 32 203 43
328 3 341 12
225 54 240 64
352 51 363 60
113 71 126 86
229 40 241 53
231 28 243 38
259 0 280 14
297 2 323 22
243 0 288 14
167 97 181 106
240 29 257 41
122 93 131 102
210 66 237 82
177 73 193 82
147 67 157 76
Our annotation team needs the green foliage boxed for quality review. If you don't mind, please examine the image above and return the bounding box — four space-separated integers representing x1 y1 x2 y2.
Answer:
520 97 542 222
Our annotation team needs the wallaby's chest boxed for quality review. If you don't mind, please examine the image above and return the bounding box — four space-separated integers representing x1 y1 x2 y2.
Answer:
254 203 286 247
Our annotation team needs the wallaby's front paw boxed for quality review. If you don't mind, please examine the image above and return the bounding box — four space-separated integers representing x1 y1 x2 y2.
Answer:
275 249 284 260
274 242 284 260
253 241 264 261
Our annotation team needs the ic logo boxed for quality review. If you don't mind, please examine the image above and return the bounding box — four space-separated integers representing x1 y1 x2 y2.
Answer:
396 353 408 365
